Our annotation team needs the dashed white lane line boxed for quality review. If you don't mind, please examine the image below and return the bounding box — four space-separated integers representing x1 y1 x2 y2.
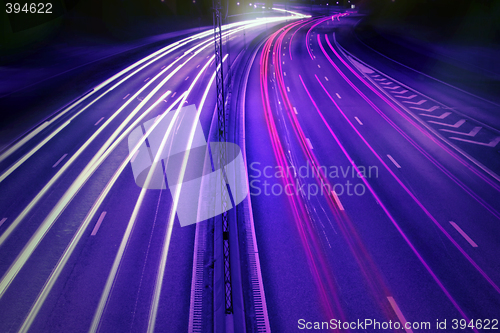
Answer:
450 221 478 247
91 211 107 236
317 64 321 68
336 93 341 99
123 94 130 100
160 65 166 69
354 117 363 125
171 92 176 98
94 117 104 126
387 154 401 168
52 154 68 168
144 77 150 82
130 150 140 163
284 72 286 76
331 191 345 211
185 76 189 81
387 297 413 333
287 87 290 92
306 138 313 149
283 61 285 64
324 76 329 81
0 218 7 228
293 107 298 114
196 64 200 68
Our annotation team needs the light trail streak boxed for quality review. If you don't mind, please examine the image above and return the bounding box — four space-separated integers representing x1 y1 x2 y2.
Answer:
320 33 500 295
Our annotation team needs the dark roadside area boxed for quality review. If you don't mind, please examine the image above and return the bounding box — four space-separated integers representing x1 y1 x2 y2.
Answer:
352 0 500 106
0 0 213 150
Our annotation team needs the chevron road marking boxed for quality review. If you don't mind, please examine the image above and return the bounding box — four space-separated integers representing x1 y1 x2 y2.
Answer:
403 99 427 105
384 86 401 90
410 105 440 112
420 112 451 119
374 78 386 81
440 126 482 137
392 90 409 94
450 136 500 147
395 94 417 99
379 82 392 85
429 119 466 128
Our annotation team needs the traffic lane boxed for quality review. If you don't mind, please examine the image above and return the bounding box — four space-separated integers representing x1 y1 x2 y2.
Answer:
289 61 500 321
315 31 500 272
0 57 202 284
335 16 500 130
278 63 476 326
245 45 330 332
0 55 214 332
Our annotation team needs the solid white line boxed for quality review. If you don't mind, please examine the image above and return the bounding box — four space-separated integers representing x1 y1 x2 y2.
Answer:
387 297 413 333
293 107 298 114
450 221 478 247
287 87 290 92
94 117 104 126
354 117 363 125
336 93 341 99
331 191 344 211
306 138 313 149
387 154 401 168
0 218 6 228
91 211 107 236
324 76 329 81
123 94 130 99
52 154 68 168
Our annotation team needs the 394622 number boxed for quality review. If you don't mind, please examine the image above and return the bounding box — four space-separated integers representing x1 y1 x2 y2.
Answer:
6 3 53 14
452 319 498 330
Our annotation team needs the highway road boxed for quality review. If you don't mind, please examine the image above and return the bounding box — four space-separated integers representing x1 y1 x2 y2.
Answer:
1 6 499 333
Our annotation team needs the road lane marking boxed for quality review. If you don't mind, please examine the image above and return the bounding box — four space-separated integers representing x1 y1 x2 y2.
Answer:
91 211 107 236
336 93 341 99
123 94 130 99
429 119 465 128
450 221 478 247
283 61 285 64
293 107 298 114
450 136 500 147
324 76 329 81
395 94 417 99
392 89 409 94
52 154 68 168
317 64 321 68
440 126 481 137
387 297 413 333
160 65 166 70
355 117 363 125
420 112 451 119
284 72 286 76
403 99 427 105
306 138 313 149
94 117 105 126
287 87 290 92
196 64 200 68
144 77 150 82
0 218 6 228
387 154 401 168
185 76 189 80
410 105 439 112
384 86 401 90
171 92 176 98
331 191 344 210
